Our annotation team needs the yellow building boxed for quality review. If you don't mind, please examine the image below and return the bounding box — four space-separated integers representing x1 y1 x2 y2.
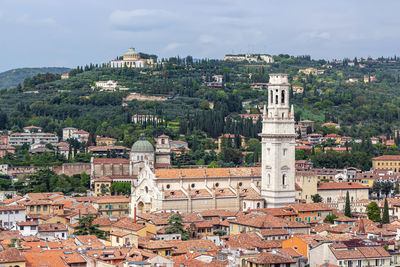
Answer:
0 248 26 267
96 136 117 146
92 196 130 216
372 155 400 171
110 230 138 247
25 199 52 215
298 68 318 75
93 177 112 196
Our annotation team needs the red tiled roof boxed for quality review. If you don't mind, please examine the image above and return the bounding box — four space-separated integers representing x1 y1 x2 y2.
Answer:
92 158 130 164
318 182 368 190
155 167 260 179
372 155 400 161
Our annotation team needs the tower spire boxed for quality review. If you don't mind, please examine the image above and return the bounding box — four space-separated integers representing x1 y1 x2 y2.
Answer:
260 73 296 208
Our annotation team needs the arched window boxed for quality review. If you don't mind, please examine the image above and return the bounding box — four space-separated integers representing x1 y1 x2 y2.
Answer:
275 94 278 104
281 90 285 104
282 113 284 119
268 174 271 185
282 174 286 185
270 90 273 104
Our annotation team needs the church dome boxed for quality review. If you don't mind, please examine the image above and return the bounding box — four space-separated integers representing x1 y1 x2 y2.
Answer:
131 134 154 153
125 47 137 54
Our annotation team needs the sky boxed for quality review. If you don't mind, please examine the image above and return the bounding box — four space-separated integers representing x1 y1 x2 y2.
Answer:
0 0 399 72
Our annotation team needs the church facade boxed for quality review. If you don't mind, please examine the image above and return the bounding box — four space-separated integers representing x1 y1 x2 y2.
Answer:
130 73 296 214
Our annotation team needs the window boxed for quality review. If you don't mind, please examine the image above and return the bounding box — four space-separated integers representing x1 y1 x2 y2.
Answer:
20 226 24 230
166 184 170 189
215 183 219 187
270 90 273 103
161 139 165 144
191 183 195 188
243 202 246 209
43 205 47 211
282 174 286 185
238 182 243 187
30 206 34 212
283 149 287 156
281 90 285 104
37 206 41 212
15 210 19 214
275 95 278 104
31 226 36 230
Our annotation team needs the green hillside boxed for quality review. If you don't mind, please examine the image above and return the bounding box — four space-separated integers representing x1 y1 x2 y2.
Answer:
0 67 70 89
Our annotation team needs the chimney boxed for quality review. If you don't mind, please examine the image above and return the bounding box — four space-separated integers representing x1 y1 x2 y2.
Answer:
133 207 137 223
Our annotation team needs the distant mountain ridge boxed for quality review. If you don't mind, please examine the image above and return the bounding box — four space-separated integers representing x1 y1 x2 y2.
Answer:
0 67 70 89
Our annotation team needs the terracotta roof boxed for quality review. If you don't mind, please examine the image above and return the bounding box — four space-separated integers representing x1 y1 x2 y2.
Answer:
288 203 333 212
155 167 261 179
0 230 21 241
200 209 238 218
23 249 85 266
17 221 38 226
246 252 296 264
260 229 289 237
275 247 303 258
111 229 134 237
0 248 25 263
318 182 368 190
92 158 130 164
0 205 25 211
112 217 145 232
372 155 400 161
330 245 391 260
38 223 67 232
75 235 104 249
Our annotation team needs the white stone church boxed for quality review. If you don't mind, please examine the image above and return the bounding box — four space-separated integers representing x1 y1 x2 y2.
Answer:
130 73 296 215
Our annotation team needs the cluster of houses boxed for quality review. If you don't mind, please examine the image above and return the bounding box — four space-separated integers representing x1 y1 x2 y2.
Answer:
2 190 400 266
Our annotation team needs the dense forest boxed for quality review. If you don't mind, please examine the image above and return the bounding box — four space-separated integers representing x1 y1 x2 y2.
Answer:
1 55 400 170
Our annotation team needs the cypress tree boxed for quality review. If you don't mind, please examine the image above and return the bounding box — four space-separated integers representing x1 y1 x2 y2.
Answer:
345 191 351 217
382 198 390 224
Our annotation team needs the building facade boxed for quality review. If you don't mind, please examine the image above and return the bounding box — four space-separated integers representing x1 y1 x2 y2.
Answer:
260 74 296 207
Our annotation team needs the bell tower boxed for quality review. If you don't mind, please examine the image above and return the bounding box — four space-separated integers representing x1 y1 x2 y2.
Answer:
260 73 296 208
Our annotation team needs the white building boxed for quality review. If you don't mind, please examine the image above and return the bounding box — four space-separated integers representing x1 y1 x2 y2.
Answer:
17 221 39 236
95 80 119 91
37 223 68 241
62 127 78 141
8 132 59 146
260 73 296 208
0 205 26 230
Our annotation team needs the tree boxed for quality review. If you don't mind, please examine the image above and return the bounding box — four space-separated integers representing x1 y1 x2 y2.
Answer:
111 182 131 196
344 191 351 217
73 215 106 239
100 184 109 196
324 214 338 224
382 198 390 224
311 194 323 203
165 214 189 240
366 201 381 222
373 180 382 199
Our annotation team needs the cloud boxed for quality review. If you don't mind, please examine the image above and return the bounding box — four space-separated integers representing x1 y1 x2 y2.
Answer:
109 9 175 32
301 31 331 40
165 42 185 51
199 35 216 44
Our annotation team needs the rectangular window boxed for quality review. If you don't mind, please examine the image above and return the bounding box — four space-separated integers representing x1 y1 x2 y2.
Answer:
43 205 48 211
15 210 19 214
30 206 34 212
37 206 41 212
